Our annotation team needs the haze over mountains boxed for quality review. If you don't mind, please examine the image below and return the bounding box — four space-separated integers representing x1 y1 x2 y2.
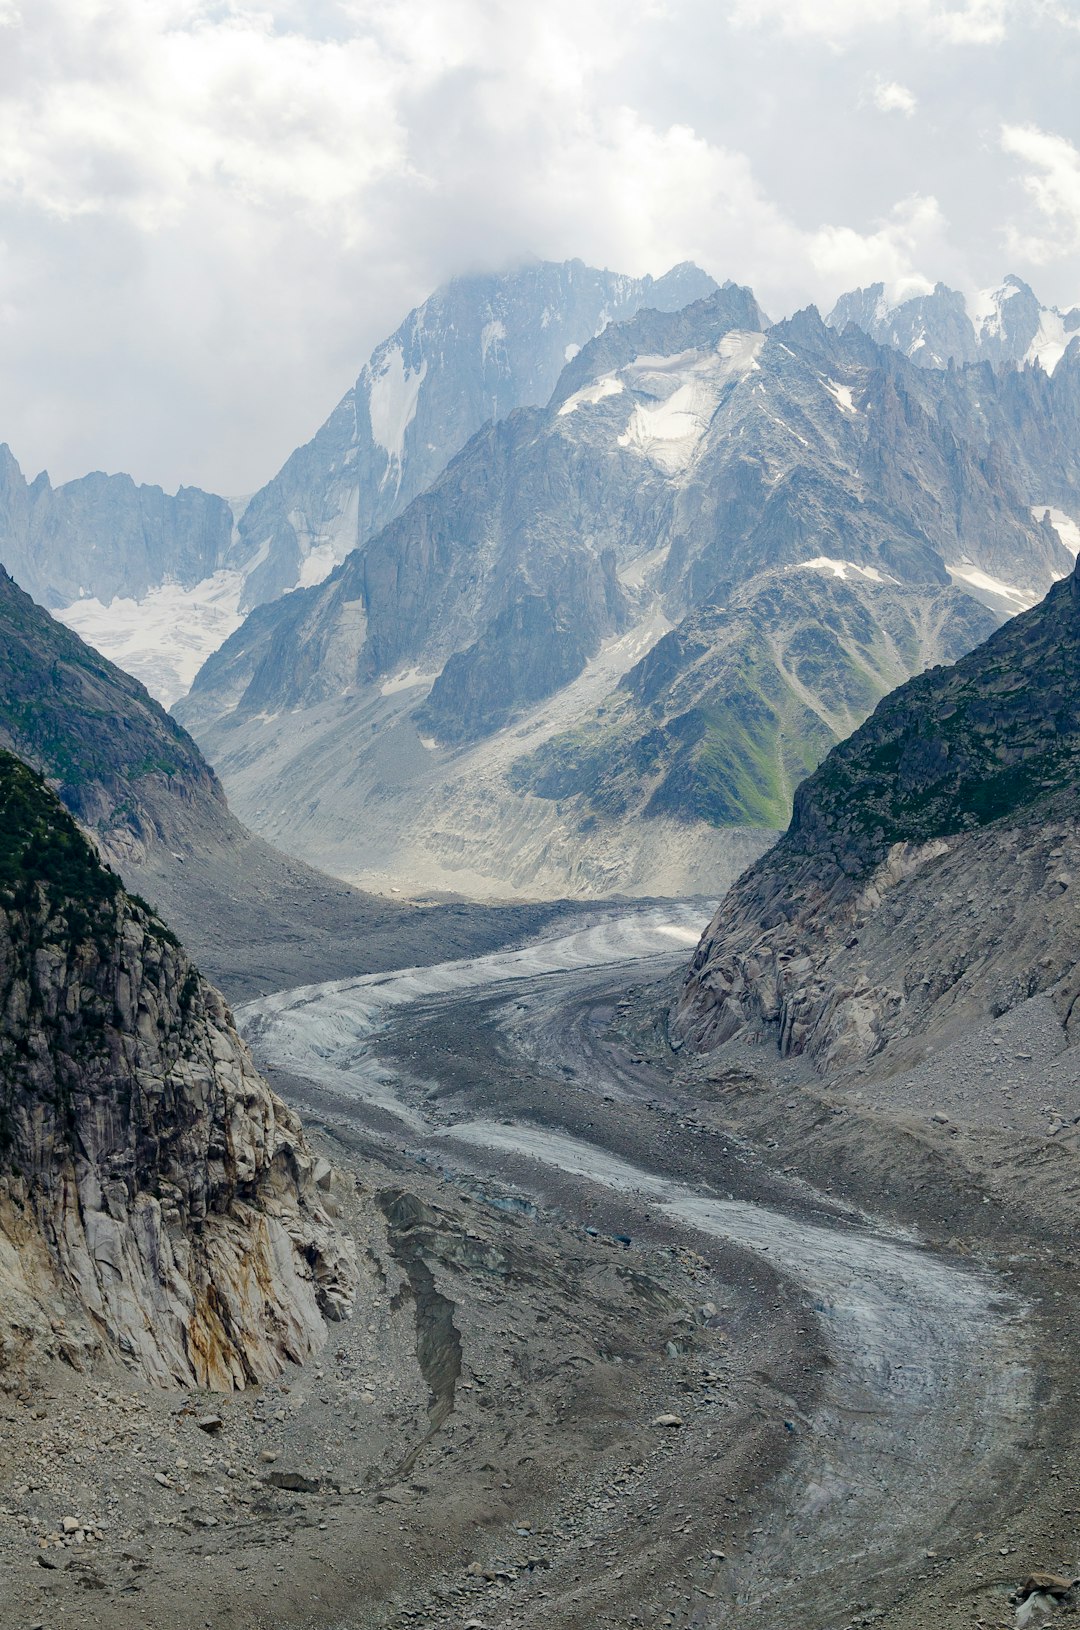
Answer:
5 246 1080 1630
828 274 1080 374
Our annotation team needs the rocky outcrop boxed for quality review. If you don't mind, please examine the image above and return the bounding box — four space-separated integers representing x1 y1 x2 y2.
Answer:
0 750 355 1388
0 445 232 610
673 556 1080 1069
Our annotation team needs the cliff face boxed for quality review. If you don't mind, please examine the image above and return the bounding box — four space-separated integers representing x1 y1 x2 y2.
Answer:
672 557 1080 1070
0 565 230 873
0 750 354 1388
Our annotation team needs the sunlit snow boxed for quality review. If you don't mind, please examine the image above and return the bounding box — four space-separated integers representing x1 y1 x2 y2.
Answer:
824 378 858 414
56 569 248 708
367 345 428 474
616 330 764 473
946 562 1034 610
795 557 895 585
557 375 625 416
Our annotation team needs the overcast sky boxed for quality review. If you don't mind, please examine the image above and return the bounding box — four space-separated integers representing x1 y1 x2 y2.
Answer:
0 0 1078 496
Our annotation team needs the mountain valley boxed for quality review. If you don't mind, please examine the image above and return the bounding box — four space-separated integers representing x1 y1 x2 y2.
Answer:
2 254 1080 1630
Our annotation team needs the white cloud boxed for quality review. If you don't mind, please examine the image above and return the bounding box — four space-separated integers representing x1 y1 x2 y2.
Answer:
805 196 947 300
1001 122 1080 260
870 77 918 115
0 0 1068 495
728 0 1008 43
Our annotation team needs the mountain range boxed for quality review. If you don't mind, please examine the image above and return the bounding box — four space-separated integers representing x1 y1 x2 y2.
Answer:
0 568 576 999
1 256 1078 902
0 260 715 707
172 283 1079 898
827 273 1080 373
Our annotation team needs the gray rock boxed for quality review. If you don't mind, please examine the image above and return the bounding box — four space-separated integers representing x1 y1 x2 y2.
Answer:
265 1471 321 1493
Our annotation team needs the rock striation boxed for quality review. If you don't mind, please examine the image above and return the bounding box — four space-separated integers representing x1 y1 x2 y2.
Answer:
673 556 1080 1069
0 748 355 1387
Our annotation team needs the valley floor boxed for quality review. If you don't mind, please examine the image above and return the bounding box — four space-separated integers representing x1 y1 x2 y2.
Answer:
2 902 1078 1629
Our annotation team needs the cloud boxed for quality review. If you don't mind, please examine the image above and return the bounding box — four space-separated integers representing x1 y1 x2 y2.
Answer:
727 0 1008 43
0 0 1069 495
869 77 918 115
806 196 946 299
1001 122 1080 260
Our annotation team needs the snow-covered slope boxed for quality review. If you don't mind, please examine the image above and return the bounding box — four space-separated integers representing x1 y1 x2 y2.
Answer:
230 258 718 611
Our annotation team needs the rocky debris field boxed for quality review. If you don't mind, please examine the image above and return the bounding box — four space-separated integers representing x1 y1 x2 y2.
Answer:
4 910 1080 1630
0 1110 800 1630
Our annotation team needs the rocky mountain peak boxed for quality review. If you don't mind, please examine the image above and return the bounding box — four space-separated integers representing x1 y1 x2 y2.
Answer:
828 274 1080 374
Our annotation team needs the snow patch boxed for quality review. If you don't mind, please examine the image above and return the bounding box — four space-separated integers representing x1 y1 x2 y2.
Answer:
481 319 506 364
297 542 339 589
1025 308 1070 373
946 563 1034 610
367 346 428 470
379 667 439 697
795 557 896 585
56 569 248 708
1032 505 1080 557
616 330 764 473
969 280 1021 340
557 375 625 417
824 378 858 414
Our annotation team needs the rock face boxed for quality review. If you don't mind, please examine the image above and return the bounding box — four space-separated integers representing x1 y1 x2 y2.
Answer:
672 556 1080 1069
0 565 584 1002
0 260 714 705
232 258 718 611
512 565 998 831
828 274 1080 373
0 749 355 1388
0 446 233 611
176 286 1080 899
0 565 229 873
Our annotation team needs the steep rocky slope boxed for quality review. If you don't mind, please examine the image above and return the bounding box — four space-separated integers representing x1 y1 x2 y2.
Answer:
0 565 230 872
0 748 355 1388
0 568 578 998
0 261 714 706
234 257 717 610
673 554 1080 1068
177 289 1077 899
0 445 233 612
513 565 998 829
828 274 1080 372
